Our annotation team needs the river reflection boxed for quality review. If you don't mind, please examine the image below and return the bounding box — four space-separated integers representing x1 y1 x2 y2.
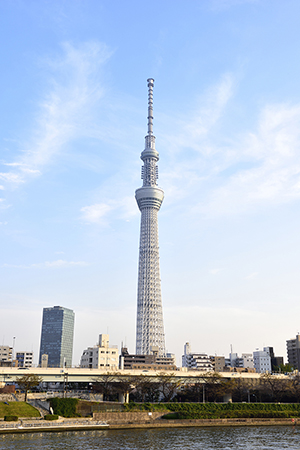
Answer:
1 426 299 450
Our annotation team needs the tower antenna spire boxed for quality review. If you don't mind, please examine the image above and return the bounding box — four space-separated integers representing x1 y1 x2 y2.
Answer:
147 78 154 136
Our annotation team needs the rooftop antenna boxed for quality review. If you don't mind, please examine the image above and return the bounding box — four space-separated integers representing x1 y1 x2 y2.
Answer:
147 78 154 136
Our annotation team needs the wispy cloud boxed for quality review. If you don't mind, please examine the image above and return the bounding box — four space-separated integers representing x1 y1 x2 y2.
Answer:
159 73 235 205
209 268 224 275
162 73 234 156
158 71 300 218
80 203 113 225
200 103 300 216
210 0 258 11
80 196 138 225
2 260 89 269
0 41 111 189
245 272 258 280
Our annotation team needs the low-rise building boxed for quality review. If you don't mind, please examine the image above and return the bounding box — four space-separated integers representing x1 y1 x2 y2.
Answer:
80 334 119 370
182 342 213 372
253 348 271 373
16 351 34 368
264 346 284 371
210 356 225 372
0 346 12 363
225 353 254 369
120 346 176 370
286 335 300 370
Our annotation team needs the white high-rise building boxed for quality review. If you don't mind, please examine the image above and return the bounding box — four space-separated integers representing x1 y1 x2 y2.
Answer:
135 79 165 356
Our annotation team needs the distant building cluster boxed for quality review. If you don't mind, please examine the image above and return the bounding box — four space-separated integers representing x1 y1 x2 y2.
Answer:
1 325 296 373
181 342 286 374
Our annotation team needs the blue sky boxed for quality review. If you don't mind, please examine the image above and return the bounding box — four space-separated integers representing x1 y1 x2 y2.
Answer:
1 0 300 366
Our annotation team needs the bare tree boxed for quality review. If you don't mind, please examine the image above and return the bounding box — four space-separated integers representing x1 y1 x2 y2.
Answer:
92 372 119 401
202 372 235 402
131 375 161 403
181 375 205 402
156 373 183 402
259 373 288 402
16 374 43 402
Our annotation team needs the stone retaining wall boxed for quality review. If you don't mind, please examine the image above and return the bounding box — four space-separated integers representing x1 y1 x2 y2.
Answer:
93 411 168 424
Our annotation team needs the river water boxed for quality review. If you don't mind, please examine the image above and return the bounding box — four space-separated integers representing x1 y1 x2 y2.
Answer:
0 426 299 449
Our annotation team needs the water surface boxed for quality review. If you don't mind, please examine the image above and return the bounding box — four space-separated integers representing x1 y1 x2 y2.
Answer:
1 426 299 450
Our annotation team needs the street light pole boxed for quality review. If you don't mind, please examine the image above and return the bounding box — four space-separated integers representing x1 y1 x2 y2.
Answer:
11 337 16 367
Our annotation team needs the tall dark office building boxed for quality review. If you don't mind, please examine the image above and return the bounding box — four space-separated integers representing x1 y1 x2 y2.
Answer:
39 306 75 368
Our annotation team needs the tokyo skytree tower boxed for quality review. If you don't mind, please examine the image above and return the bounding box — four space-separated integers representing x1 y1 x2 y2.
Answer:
135 78 166 356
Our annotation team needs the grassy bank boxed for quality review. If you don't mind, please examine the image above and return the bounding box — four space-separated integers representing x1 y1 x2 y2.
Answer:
0 402 40 418
126 402 300 419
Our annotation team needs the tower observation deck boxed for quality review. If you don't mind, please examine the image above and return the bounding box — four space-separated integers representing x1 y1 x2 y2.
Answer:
135 78 166 356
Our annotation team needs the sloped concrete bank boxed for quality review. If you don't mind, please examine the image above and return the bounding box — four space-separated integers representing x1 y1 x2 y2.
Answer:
0 417 299 434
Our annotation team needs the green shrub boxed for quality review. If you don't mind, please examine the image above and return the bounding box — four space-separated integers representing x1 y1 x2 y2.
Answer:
4 415 18 422
161 412 180 420
50 398 79 418
161 403 300 419
44 414 59 420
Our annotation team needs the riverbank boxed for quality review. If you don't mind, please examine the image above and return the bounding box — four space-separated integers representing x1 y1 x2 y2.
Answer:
0 416 299 435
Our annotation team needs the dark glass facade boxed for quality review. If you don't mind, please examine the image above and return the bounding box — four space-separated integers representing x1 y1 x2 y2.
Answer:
39 306 75 367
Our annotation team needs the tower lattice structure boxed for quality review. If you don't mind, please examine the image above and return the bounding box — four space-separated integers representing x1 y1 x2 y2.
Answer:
135 78 166 356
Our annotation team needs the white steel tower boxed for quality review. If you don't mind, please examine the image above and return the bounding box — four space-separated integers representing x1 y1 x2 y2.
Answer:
135 78 166 356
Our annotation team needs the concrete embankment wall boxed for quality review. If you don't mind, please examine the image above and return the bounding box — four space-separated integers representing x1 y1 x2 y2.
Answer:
0 416 299 435
93 411 168 423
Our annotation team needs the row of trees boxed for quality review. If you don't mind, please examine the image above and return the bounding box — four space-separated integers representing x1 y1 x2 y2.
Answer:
91 372 300 403
14 371 300 403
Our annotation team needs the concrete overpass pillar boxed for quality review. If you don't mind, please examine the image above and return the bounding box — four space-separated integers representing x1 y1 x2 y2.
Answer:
223 393 232 403
118 392 129 403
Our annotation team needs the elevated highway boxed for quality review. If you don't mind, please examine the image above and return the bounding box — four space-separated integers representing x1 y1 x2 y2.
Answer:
0 367 286 385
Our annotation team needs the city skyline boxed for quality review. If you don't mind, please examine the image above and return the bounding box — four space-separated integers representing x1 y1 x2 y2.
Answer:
1 1 300 365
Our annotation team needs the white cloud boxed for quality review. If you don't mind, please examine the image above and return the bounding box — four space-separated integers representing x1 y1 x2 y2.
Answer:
80 196 138 225
245 272 258 280
0 172 25 184
80 203 113 224
2 260 89 269
43 260 88 268
210 0 258 11
200 103 300 216
162 73 234 156
0 41 111 189
209 268 224 275
159 80 300 218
